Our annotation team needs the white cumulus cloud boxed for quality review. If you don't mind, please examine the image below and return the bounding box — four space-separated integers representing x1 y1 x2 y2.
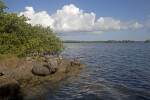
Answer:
20 6 54 28
19 4 143 34
51 4 96 33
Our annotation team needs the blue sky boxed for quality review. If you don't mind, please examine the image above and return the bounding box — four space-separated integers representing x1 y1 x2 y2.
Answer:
3 0 150 41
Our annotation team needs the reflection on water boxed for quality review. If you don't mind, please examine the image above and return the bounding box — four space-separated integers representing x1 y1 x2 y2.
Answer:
27 43 150 100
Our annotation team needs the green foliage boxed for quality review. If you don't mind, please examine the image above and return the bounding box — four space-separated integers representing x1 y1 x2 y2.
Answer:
0 0 64 57
0 0 9 13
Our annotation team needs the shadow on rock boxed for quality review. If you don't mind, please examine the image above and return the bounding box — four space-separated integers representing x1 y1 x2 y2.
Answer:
0 79 23 100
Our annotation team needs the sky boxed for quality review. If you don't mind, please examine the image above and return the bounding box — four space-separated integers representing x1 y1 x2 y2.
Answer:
3 0 150 41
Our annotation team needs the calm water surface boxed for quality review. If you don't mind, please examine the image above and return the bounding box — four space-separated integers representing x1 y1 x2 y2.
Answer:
31 43 150 100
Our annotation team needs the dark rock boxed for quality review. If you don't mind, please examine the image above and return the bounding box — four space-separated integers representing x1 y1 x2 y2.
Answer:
71 59 85 68
43 58 58 74
0 67 4 76
71 59 81 66
0 72 4 76
0 78 23 100
0 65 33 81
43 63 57 74
50 68 57 74
32 64 50 76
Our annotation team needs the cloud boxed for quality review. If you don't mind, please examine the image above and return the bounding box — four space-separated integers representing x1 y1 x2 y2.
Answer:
19 6 54 28
94 17 143 31
19 4 143 34
52 4 96 33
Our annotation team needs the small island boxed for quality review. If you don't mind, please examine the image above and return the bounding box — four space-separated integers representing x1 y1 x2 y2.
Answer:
0 1 85 99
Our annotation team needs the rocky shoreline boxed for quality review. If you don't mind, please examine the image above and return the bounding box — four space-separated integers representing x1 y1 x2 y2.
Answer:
0 55 85 100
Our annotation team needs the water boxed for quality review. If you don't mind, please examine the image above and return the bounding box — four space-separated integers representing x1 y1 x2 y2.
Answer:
31 43 150 100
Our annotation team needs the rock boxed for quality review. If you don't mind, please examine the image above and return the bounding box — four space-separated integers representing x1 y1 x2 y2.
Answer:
44 58 58 74
66 66 81 76
43 63 57 74
0 78 23 100
32 64 50 76
0 64 34 81
62 58 71 66
26 57 32 61
0 70 4 77
57 58 71 73
0 78 19 89
40 57 45 62
44 55 55 62
0 66 10 75
26 58 35 64
0 54 85 99
43 58 59 74
71 59 81 66
0 72 4 76
58 55 63 60
57 63 67 73
71 59 85 68
57 59 62 65
47 59 58 69
79 62 85 68
0 55 85 99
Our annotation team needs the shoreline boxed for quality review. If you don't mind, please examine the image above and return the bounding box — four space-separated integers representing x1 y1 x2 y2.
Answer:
0 55 85 100
63 40 150 43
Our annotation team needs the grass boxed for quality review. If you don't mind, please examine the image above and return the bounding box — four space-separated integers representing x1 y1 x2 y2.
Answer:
0 54 25 68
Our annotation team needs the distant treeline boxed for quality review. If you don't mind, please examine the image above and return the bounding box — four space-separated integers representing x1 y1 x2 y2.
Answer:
144 39 150 43
63 40 150 43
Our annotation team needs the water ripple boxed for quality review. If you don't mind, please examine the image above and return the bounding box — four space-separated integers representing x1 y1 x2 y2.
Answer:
29 43 150 100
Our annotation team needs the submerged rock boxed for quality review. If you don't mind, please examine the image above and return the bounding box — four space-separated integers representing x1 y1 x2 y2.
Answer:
71 59 85 68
